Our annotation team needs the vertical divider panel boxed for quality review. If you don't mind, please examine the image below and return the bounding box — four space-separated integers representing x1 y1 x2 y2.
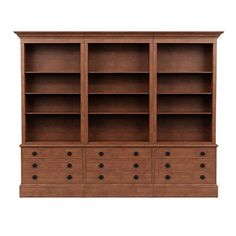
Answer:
153 43 158 143
212 43 217 143
81 42 88 144
21 42 26 143
149 42 155 143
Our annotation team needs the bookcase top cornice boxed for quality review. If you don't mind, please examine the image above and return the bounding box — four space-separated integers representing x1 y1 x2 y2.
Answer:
14 31 223 39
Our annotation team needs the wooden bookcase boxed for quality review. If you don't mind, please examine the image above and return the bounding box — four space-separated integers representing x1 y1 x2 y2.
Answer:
15 31 223 197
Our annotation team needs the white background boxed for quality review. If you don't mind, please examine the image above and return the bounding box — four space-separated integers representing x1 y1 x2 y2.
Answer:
0 0 234 235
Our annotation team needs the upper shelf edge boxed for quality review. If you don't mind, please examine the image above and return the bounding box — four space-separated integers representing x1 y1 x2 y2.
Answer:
14 31 224 39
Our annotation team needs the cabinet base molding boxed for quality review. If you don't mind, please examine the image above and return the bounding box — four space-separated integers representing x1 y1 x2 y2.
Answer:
20 184 218 197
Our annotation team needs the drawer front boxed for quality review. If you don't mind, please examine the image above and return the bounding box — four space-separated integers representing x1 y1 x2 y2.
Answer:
86 158 151 184
22 158 83 184
22 147 83 158
155 158 216 184
86 148 151 158
155 147 216 159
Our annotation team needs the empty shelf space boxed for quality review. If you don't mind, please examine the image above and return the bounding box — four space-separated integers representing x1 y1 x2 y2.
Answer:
89 73 149 94
26 94 80 113
157 115 212 142
89 115 149 142
26 115 81 142
157 44 212 73
26 73 80 94
89 43 149 73
89 94 149 113
157 94 212 113
157 73 212 94
25 44 81 73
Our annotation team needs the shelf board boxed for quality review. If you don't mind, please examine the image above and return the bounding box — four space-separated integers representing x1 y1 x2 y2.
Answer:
88 141 150 145
156 141 215 146
157 92 212 95
157 112 212 115
26 92 80 95
89 112 149 115
88 71 149 74
157 71 212 74
25 71 80 74
88 92 149 95
27 112 80 115
23 141 81 146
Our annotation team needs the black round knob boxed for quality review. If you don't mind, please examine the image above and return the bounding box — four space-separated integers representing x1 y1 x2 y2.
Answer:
200 175 205 180
32 163 38 168
98 152 104 156
133 175 139 180
67 175 73 180
133 163 139 168
165 163 171 168
200 163 205 168
98 175 104 180
67 152 72 156
32 175 38 180
32 152 37 156
67 163 72 168
98 163 104 168
200 152 206 156
165 175 171 180
134 152 139 156
165 151 171 156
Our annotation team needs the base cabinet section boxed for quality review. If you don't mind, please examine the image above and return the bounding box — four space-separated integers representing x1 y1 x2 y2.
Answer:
20 147 217 197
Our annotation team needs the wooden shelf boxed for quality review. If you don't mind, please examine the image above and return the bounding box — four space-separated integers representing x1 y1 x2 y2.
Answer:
157 112 212 115
157 71 212 74
89 92 149 95
27 112 80 115
26 71 80 74
157 92 212 95
26 92 80 95
89 71 149 74
89 112 149 115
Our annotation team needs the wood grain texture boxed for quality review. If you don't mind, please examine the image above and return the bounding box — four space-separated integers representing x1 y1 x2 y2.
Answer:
16 31 222 197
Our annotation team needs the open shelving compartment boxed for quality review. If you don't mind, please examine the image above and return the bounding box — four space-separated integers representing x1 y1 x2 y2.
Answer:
88 43 150 143
157 43 213 144
25 44 81 144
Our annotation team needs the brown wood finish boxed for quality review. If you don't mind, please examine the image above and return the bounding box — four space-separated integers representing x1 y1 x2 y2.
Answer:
16 31 223 197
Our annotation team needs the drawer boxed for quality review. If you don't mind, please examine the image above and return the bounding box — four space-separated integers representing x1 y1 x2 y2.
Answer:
155 147 216 158
86 158 151 184
22 147 83 158
22 158 83 184
86 148 151 158
155 158 216 184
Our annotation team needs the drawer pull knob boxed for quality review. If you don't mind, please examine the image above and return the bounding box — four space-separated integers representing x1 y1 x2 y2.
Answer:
133 163 139 168
200 152 206 156
165 152 171 156
165 175 171 180
98 175 104 180
32 152 37 156
67 163 72 168
165 163 171 168
67 175 73 180
32 163 38 168
98 152 104 156
133 175 139 180
134 152 139 156
200 163 205 168
67 152 72 156
200 175 205 180
32 175 38 180
98 163 104 168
